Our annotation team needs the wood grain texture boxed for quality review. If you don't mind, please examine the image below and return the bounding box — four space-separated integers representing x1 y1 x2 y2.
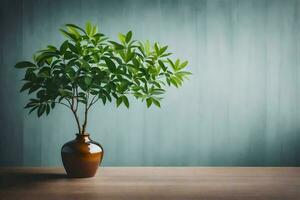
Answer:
1 0 300 166
1 167 300 200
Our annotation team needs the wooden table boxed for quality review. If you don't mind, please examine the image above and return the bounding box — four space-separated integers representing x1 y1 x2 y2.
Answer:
0 167 300 200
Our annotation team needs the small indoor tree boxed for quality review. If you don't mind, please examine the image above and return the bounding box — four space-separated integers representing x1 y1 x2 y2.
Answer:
15 22 191 177
15 22 191 134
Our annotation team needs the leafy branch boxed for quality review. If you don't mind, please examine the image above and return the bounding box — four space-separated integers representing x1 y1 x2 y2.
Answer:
15 22 191 134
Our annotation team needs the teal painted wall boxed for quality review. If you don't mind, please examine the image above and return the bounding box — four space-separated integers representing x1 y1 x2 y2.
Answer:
1 0 300 166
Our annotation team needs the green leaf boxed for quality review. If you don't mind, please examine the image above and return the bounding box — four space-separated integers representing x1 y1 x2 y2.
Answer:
20 82 32 92
92 25 98 36
46 104 50 115
158 60 167 71
36 52 59 66
125 31 132 43
106 93 112 102
84 76 92 86
131 58 139 68
60 29 77 41
160 52 173 57
145 40 150 55
118 33 126 44
24 102 37 108
175 71 192 80
28 106 39 114
173 76 182 86
45 57 53 65
101 95 107 105
28 84 40 94
137 42 145 56
67 26 80 39
109 41 125 50
68 43 79 54
170 76 178 87
122 95 129 108
179 60 188 70
175 59 180 69
37 104 45 117
58 89 73 96
64 51 75 60
152 98 161 108
146 98 152 108
15 61 36 69
38 67 51 77
116 97 123 107
167 58 176 71
80 59 91 69
65 24 86 34
103 57 116 72
51 59 61 67
159 45 168 56
151 88 165 95
112 93 118 99
86 22 92 36
90 90 98 95
59 40 68 55
65 66 76 80
125 49 134 63
154 43 159 54
29 98 40 103
36 90 45 99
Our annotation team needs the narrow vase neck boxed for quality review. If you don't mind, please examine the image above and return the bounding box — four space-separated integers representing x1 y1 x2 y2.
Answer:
76 133 90 142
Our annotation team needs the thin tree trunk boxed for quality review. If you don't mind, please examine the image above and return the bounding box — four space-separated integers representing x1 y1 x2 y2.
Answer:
81 92 89 134
72 110 81 134
71 86 81 134
81 106 88 134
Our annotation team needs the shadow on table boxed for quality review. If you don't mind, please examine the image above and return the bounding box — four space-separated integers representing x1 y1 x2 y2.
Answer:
0 172 68 190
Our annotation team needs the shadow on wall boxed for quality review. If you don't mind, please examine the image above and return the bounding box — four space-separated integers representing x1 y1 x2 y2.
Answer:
0 0 24 166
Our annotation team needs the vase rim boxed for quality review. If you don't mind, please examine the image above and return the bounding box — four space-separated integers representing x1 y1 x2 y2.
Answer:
76 133 90 136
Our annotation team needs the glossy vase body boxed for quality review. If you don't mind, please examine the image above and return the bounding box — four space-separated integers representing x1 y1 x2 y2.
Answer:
61 134 104 178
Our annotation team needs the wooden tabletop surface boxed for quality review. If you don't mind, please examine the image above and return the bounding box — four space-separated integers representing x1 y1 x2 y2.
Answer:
0 167 300 200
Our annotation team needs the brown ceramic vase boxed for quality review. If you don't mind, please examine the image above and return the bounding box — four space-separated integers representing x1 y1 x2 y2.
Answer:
61 133 104 178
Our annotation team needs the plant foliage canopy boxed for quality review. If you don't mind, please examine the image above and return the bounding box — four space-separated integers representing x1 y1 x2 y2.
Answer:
15 22 191 134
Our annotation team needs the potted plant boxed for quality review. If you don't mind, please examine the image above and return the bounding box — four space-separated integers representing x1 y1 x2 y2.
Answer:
15 22 191 178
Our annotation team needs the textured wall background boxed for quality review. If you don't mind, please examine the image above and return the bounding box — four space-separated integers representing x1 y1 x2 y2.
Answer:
1 0 300 166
